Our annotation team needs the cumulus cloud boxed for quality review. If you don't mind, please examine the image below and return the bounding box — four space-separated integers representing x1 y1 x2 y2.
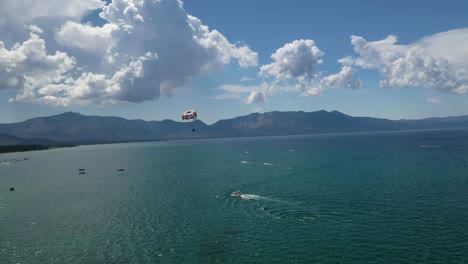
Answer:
260 39 323 91
349 30 468 94
0 0 104 46
0 0 104 27
0 33 75 95
0 0 258 106
55 22 120 56
244 91 267 104
257 29 468 100
27 25 44 35
259 39 361 96
320 65 362 89
189 15 258 69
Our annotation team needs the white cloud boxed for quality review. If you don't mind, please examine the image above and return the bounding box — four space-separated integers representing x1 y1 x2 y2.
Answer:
210 82 297 103
55 22 120 55
27 25 44 35
253 107 263 113
259 39 361 97
0 33 75 94
244 91 267 104
301 87 321 96
260 39 324 86
349 30 468 94
209 84 261 100
0 0 104 26
418 28 468 66
0 0 105 46
0 0 258 106
427 98 440 104
320 65 362 89
188 15 258 70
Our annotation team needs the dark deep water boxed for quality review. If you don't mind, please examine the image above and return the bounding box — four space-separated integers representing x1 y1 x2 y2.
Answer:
1 129 467 263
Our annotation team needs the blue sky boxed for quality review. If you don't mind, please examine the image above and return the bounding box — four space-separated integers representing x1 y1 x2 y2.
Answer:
0 0 467 124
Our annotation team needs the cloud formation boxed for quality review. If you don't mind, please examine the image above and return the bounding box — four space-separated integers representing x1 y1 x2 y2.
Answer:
256 29 468 101
320 64 362 89
259 39 361 97
0 0 258 106
0 33 75 101
260 39 324 81
244 91 267 104
260 39 323 93
349 30 468 94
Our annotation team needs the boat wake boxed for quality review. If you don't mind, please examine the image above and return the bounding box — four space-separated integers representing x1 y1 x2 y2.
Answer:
222 192 316 222
239 194 262 200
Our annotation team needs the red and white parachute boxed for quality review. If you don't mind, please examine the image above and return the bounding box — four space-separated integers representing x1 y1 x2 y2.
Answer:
181 109 197 121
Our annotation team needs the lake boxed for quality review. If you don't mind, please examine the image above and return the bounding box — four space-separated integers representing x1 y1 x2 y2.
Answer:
1 129 467 263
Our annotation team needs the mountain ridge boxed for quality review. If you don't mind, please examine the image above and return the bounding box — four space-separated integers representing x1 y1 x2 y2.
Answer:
1 110 468 145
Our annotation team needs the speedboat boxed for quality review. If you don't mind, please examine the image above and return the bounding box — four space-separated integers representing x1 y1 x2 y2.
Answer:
231 191 241 197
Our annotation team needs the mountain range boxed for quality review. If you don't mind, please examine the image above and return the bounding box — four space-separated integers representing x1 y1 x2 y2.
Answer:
1 110 468 145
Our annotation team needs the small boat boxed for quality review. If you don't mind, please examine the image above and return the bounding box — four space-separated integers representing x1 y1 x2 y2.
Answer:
78 168 85 171
231 191 241 197
117 168 125 171
10 187 15 191
79 171 86 175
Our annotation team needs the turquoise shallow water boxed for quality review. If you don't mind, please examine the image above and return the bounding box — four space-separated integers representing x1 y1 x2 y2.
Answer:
1 129 468 263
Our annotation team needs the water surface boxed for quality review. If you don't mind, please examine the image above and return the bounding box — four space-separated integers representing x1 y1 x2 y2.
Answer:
1 129 467 263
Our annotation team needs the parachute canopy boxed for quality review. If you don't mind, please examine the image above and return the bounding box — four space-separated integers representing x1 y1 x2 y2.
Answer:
182 110 197 121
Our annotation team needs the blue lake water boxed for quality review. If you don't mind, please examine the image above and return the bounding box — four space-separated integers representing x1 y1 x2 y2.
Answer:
1 129 468 263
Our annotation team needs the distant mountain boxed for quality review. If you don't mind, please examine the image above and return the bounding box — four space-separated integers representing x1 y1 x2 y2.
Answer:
212 111 468 136
396 115 468 129
0 132 57 146
0 133 24 145
0 112 219 143
211 110 402 136
0 110 467 144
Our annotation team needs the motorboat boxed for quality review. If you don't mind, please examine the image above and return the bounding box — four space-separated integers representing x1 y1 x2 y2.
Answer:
231 191 241 197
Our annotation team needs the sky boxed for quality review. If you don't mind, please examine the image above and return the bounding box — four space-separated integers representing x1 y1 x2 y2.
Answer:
0 0 467 124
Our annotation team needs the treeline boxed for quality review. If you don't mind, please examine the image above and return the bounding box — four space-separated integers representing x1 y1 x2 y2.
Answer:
0 144 49 153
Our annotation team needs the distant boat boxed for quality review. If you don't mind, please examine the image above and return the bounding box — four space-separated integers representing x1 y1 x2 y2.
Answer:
117 168 125 171
79 171 86 175
9 187 14 191
231 191 241 197
78 168 85 171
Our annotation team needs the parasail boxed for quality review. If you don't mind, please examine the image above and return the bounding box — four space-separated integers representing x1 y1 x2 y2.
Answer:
181 110 197 121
